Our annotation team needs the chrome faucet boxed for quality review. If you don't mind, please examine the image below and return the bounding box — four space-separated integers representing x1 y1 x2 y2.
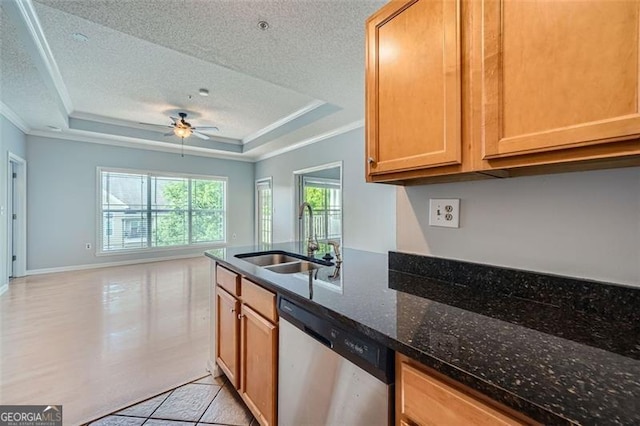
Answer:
327 240 342 264
328 240 342 280
298 202 319 257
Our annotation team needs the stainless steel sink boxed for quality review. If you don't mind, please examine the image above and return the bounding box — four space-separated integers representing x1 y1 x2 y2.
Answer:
238 253 301 267
235 250 332 274
265 261 320 274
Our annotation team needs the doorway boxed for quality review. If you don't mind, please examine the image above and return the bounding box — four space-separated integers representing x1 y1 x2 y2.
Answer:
255 177 273 246
7 153 26 279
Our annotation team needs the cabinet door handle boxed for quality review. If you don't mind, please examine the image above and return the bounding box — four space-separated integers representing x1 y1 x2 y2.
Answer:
230 308 235 313
237 313 244 319
368 157 375 165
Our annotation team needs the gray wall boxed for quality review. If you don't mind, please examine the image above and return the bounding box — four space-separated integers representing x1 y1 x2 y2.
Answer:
397 167 640 286
0 116 27 284
255 128 396 254
27 135 254 270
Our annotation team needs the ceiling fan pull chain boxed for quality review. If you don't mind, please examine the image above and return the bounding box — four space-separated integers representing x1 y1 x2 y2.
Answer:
181 136 184 158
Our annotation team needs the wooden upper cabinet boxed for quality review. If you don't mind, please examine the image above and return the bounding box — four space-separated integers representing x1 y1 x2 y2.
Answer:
480 0 640 160
366 0 462 177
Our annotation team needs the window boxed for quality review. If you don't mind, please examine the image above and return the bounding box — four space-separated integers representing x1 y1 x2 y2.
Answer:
256 178 272 245
299 176 341 243
99 168 226 253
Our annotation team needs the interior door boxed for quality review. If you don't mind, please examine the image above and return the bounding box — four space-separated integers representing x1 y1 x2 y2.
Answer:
8 162 16 278
255 178 272 246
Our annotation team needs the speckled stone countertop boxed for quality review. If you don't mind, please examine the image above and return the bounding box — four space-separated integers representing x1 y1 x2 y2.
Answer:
205 243 640 425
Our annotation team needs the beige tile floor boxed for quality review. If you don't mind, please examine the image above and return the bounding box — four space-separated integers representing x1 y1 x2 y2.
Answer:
90 375 256 426
0 257 213 425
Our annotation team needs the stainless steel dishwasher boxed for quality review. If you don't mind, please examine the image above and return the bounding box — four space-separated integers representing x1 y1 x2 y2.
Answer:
277 297 394 426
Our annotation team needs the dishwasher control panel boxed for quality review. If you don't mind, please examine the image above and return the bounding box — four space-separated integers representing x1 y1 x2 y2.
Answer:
330 327 380 367
278 296 394 383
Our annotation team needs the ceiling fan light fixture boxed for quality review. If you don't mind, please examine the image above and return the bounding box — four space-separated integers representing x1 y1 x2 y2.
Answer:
174 126 192 138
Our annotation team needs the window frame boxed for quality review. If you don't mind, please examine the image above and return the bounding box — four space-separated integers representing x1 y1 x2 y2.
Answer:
96 166 228 256
292 161 343 246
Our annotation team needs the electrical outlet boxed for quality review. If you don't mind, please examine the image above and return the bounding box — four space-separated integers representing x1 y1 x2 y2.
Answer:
429 199 460 228
85 243 92 249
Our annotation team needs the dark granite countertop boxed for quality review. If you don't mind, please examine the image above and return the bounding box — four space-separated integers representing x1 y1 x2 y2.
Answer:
205 242 640 425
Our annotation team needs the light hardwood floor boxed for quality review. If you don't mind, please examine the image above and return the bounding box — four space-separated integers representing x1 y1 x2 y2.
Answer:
0 257 212 425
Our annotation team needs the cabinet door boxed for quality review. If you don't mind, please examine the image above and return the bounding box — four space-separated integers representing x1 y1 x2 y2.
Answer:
240 304 277 426
216 286 240 388
397 355 528 425
366 0 462 176
481 0 640 160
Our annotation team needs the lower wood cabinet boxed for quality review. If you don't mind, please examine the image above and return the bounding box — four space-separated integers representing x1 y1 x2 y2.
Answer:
240 304 278 426
215 286 240 388
215 266 278 426
396 354 535 426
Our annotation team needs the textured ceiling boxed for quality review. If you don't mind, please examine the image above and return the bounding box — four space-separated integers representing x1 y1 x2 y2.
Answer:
1 0 385 158
0 6 66 130
34 3 322 140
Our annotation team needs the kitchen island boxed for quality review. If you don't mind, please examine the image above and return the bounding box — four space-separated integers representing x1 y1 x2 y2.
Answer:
206 242 640 425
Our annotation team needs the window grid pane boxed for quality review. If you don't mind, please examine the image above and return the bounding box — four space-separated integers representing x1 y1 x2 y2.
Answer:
100 170 226 253
301 180 341 243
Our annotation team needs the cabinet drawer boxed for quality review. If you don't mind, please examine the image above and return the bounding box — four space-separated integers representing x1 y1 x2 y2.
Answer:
241 278 277 323
216 265 240 296
398 358 527 425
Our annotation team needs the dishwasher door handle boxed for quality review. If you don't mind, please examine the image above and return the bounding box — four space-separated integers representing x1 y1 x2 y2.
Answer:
304 326 332 348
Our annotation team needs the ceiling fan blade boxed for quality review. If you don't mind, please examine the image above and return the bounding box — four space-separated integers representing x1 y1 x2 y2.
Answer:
163 132 175 137
192 131 210 140
170 116 180 123
195 126 219 131
139 122 173 129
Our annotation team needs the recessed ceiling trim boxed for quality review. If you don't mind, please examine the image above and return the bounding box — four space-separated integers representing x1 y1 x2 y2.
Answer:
242 99 326 144
68 118 243 153
0 101 31 133
4 0 73 122
70 112 244 146
28 128 254 162
255 119 364 161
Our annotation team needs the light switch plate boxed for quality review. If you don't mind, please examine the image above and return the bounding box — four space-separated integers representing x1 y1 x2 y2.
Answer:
429 199 460 228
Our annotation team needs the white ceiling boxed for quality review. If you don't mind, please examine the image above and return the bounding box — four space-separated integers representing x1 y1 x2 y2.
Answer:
0 0 385 160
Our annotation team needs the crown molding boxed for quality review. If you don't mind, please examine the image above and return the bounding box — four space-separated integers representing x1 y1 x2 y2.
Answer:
0 102 30 133
255 119 364 161
28 128 254 162
242 100 326 144
4 0 73 122
69 112 244 146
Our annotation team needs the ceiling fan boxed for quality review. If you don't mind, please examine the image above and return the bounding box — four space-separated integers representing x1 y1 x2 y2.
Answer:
142 112 219 140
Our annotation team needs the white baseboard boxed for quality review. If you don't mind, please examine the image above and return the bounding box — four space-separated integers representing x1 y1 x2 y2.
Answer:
0 282 8 296
26 253 205 276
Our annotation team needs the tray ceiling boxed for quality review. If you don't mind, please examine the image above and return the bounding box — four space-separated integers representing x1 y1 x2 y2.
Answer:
0 0 385 160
